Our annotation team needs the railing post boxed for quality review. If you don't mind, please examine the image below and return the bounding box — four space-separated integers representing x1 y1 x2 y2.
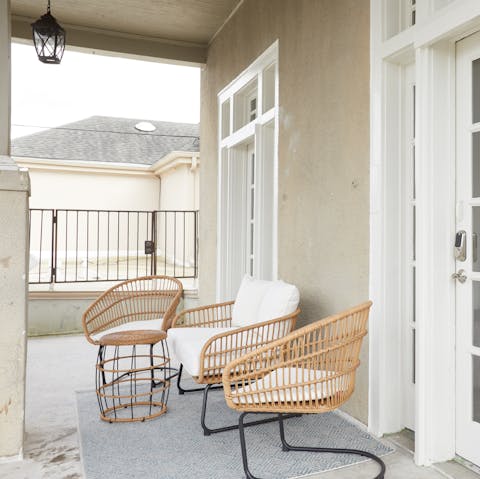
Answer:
51 209 57 283
151 210 157 275
195 210 199 279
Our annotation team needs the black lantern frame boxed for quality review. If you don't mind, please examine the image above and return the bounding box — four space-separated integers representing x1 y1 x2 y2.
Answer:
31 0 65 64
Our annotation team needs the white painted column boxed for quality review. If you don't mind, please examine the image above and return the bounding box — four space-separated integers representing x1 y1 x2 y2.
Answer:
0 0 31 461
414 43 456 466
369 0 405 437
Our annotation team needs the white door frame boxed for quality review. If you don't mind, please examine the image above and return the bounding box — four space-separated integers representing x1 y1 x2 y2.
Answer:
370 0 480 466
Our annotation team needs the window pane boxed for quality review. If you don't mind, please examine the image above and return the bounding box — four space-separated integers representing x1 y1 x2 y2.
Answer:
412 267 416 323
413 205 416 261
473 208 480 271
473 132 480 197
475 281 480 348
412 328 416 384
473 355 480 423
473 59 480 124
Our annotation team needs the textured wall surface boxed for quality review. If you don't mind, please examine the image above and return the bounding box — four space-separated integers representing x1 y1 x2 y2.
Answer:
0 158 30 458
199 0 370 422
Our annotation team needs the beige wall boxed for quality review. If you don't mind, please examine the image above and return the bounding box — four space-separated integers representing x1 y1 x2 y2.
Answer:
160 162 199 211
200 0 370 422
21 166 160 211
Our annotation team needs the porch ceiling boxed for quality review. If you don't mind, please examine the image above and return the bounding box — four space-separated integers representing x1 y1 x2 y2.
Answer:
10 0 242 64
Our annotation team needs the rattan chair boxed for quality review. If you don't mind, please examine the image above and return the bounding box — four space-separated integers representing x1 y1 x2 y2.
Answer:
168 276 300 435
222 301 386 479
82 276 183 422
82 275 183 344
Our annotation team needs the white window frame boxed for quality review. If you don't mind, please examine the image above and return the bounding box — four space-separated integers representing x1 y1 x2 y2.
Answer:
401 63 417 432
216 41 279 301
370 0 480 466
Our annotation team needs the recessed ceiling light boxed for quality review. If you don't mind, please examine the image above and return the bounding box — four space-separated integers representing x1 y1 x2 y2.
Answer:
135 121 156 132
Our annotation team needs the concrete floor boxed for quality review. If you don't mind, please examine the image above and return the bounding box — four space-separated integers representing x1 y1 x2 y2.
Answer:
0 335 478 479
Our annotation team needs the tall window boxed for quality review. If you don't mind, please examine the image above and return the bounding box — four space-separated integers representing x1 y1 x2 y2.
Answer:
217 42 278 300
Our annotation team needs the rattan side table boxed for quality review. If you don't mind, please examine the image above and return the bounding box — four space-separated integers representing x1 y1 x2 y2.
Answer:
96 329 170 423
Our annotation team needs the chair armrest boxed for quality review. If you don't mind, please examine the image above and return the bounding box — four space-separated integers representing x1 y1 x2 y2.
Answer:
222 301 372 413
198 308 300 379
170 300 235 328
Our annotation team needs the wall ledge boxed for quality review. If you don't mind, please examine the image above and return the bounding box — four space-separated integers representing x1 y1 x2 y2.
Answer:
0 156 30 193
29 287 199 300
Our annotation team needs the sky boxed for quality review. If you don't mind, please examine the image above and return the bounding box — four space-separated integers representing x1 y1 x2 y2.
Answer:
10 42 201 139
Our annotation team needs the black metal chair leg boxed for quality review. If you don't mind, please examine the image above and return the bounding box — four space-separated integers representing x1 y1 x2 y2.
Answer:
201 386 302 436
238 412 386 479
150 343 155 389
277 413 386 479
176 364 223 395
98 345 107 386
239 412 261 479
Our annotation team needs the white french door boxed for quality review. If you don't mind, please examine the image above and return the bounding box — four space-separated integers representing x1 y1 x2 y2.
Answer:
455 31 480 467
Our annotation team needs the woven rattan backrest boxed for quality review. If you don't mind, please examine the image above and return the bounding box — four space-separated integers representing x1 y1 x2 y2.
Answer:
82 276 183 343
224 301 372 413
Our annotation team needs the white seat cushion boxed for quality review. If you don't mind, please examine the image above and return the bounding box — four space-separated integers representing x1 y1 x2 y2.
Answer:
231 367 345 405
91 318 163 342
168 327 239 376
232 275 273 327
256 281 299 324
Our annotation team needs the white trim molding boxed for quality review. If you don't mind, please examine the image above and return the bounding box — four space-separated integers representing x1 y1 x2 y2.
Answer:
150 151 200 175
13 151 199 178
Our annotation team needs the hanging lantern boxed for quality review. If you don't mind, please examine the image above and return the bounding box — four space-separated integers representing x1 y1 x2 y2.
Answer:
31 0 65 64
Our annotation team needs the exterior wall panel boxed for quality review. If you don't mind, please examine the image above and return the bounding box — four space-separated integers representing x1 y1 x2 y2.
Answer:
200 0 370 422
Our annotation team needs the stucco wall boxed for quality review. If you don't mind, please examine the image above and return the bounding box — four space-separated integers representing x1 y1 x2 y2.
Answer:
160 162 199 211
200 0 370 422
21 166 160 210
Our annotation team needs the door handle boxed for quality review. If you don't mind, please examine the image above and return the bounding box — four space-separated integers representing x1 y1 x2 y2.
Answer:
451 269 467 283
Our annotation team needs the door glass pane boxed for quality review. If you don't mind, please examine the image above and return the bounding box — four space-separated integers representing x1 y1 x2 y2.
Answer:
473 58 480 124
472 281 480 348
473 132 480 197
473 207 480 271
412 144 416 200
474 355 480 423
412 328 416 384
475 281 480 348
412 205 416 261
412 267 416 322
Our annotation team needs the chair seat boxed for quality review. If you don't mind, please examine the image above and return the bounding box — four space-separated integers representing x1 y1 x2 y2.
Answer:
168 327 239 377
231 367 346 405
92 318 163 342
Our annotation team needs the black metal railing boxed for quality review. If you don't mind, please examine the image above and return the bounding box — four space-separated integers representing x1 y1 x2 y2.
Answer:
28 209 198 284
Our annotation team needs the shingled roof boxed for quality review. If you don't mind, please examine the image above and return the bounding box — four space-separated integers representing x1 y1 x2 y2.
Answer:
11 116 199 166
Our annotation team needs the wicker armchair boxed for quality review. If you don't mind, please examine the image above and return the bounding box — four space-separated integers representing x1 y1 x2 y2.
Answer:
82 276 183 422
222 301 386 479
82 275 183 345
168 276 300 435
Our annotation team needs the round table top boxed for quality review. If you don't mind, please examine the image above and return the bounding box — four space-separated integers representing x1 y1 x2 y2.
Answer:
98 329 167 346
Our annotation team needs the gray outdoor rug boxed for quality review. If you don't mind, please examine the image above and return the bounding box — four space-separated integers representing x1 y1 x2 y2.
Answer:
76 383 393 479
